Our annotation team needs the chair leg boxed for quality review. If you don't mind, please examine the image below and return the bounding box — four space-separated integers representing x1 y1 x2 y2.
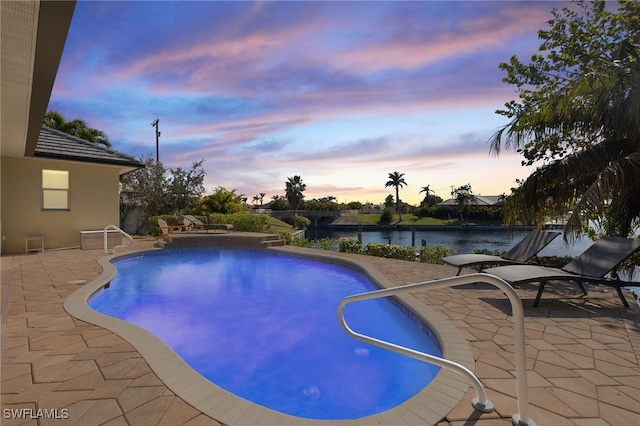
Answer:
614 285 630 307
533 282 546 307
577 282 588 295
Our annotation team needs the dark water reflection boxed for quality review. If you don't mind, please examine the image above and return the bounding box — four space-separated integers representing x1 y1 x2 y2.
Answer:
308 227 592 257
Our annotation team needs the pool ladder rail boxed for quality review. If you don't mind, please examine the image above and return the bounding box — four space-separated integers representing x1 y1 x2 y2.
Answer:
103 225 133 254
337 273 536 426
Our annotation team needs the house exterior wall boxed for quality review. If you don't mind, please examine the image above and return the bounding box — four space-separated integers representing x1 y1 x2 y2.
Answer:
1 157 120 254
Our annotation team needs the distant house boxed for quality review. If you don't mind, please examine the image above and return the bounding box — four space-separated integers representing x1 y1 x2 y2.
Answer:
1 1 144 254
437 195 504 207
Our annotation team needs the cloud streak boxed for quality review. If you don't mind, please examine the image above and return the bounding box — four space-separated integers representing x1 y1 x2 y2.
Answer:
49 0 565 204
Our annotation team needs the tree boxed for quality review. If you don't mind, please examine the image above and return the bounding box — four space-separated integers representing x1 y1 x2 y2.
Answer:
168 160 206 213
259 192 266 207
269 195 289 211
285 175 306 226
384 194 395 208
489 0 640 241
419 185 441 207
452 184 475 221
119 158 206 232
385 171 407 221
44 110 111 147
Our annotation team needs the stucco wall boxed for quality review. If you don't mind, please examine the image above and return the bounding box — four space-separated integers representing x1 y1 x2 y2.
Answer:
1 157 121 254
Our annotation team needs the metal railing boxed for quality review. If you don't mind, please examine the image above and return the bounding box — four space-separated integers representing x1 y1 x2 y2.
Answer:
337 273 536 426
103 224 133 254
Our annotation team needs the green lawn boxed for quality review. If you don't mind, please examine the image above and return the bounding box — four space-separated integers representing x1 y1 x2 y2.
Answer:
265 216 296 233
349 213 450 225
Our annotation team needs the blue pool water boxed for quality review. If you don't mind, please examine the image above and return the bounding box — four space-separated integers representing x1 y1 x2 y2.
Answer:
89 249 442 420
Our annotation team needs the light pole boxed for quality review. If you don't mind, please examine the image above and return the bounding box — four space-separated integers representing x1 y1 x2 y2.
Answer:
151 119 160 162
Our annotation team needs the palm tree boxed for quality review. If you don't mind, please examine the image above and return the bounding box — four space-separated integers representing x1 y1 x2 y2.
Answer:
259 192 266 207
285 175 306 225
44 110 111 147
419 185 433 207
385 171 407 221
488 1 640 241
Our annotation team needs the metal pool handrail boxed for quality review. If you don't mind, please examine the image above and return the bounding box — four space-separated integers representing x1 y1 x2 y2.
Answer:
103 224 133 254
337 273 536 426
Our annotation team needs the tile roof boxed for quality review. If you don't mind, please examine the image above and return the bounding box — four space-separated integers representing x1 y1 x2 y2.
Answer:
438 195 504 206
34 126 145 169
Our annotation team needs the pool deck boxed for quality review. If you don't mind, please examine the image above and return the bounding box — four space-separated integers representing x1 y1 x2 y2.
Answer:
2 235 639 425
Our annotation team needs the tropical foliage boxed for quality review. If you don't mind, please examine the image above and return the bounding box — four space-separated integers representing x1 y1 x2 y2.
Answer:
285 175 307 222
43 110 111 147
194 186 246 215
490 0 640 241
385 171 407 221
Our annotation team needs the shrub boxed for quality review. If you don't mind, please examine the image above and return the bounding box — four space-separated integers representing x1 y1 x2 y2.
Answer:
419 245 459 264
293 214 311 229
207 213 269 232
277 231 293 245
472 248 505 256
379 208 394 223
339 238 362 254
290 237 312 248
538 255 573 268
312 238 339 251
363 243 417 261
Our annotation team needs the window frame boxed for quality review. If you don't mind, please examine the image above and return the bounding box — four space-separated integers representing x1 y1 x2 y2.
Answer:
42 169 70 211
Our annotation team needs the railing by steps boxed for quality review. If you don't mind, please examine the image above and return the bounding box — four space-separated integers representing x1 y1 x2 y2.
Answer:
338 273 536 426
103 225 133 254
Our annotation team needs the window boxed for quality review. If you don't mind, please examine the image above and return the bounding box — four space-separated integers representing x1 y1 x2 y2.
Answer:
42 170 69 210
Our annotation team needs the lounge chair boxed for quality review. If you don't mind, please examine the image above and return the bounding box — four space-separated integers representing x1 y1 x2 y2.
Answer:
483 236 640 307
441 230 561 275
157 218 183 239
183 214 235 233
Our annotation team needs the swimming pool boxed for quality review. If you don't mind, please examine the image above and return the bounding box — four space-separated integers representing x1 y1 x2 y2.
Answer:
88 248 442 420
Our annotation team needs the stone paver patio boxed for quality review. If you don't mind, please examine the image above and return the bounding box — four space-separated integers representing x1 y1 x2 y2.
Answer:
1 236 639 425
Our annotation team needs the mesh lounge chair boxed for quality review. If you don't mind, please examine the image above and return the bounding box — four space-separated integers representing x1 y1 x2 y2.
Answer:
483 236 640 307
183 215 235 233
441 230 561 275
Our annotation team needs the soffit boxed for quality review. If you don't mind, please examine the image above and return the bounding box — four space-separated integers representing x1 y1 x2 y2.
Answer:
1 1 75 159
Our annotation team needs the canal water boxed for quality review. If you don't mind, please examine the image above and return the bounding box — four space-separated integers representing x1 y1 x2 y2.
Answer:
307 227 592 257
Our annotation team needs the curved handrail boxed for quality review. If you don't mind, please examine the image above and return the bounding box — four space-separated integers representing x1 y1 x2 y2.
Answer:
104 224 133 254
337 273 536 426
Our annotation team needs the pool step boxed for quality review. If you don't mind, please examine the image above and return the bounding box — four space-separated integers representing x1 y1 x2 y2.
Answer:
260 235 286 247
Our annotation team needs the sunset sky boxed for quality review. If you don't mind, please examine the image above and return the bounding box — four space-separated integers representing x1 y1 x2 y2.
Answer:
48 0 573 205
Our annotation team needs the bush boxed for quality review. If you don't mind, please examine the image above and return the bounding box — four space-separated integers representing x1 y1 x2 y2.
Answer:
538 255 573 268
339 238 362 254
293 214 311 229
207 213 269 232
419 245 458 264
380 208 394 223
363 243 417 261
290 237 312 248
277 231 293 245
472 248 505 256
312 238 339 251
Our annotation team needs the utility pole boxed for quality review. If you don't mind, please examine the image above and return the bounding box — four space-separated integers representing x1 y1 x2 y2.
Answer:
151 119 160 162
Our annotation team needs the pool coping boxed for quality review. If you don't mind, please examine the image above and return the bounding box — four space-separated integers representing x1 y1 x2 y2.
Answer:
64 244 474 425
